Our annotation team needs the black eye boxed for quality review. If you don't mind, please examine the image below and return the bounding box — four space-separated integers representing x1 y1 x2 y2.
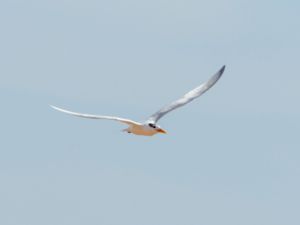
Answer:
148 123 156 128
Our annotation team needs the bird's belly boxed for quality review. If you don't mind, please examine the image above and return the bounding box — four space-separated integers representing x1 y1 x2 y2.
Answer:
130 126 157 136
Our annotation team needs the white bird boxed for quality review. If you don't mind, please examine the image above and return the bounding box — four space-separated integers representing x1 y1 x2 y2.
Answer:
51 66 225 136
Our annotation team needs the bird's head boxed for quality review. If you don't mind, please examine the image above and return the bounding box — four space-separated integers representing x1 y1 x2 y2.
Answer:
147 123 167 134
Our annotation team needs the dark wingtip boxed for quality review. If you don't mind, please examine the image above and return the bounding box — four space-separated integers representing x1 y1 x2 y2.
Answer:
220 65 226 74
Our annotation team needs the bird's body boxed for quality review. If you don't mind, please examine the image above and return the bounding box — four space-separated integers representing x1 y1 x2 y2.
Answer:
51 66 225 136
123 123 164 136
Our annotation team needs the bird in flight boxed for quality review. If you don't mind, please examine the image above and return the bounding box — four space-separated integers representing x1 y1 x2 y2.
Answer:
51 65 225 136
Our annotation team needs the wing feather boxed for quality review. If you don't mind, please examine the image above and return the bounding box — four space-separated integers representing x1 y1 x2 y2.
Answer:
50 105 140 126
147 65 225 123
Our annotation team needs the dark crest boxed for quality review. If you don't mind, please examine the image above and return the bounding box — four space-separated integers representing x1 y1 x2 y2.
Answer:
148 123 156 129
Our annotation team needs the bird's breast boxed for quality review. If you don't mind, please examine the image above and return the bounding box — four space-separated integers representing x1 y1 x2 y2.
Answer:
129 125 157 136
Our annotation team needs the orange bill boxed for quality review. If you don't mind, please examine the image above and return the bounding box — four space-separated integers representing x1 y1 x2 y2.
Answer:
157 128 167 134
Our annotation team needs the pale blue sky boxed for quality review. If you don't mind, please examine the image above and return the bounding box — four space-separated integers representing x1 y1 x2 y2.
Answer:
1 0 299 225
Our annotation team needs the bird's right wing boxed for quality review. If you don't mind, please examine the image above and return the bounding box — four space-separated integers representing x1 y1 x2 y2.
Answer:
50 105 140 126
147 65 225 123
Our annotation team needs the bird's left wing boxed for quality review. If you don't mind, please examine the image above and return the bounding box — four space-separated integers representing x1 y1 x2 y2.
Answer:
50 105 140 126
147 65 225 123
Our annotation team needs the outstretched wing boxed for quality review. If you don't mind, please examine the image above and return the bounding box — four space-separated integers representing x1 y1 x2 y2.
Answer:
50 105 140 126
147 65 225 123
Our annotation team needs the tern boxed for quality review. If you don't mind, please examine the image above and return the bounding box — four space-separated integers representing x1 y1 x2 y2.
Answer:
51 65 225 136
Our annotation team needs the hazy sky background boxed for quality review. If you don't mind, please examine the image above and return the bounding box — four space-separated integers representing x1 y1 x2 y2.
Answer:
1 0 299 224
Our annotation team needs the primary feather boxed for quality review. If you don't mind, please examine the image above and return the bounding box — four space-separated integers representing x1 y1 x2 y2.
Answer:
50 105 140 126
147 65 225 123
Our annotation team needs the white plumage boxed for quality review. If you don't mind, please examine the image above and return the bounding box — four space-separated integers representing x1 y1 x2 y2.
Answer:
51 66 225 136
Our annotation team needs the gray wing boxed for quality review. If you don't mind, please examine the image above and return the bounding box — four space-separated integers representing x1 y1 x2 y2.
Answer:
50 105 140 126
147 65 225 123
